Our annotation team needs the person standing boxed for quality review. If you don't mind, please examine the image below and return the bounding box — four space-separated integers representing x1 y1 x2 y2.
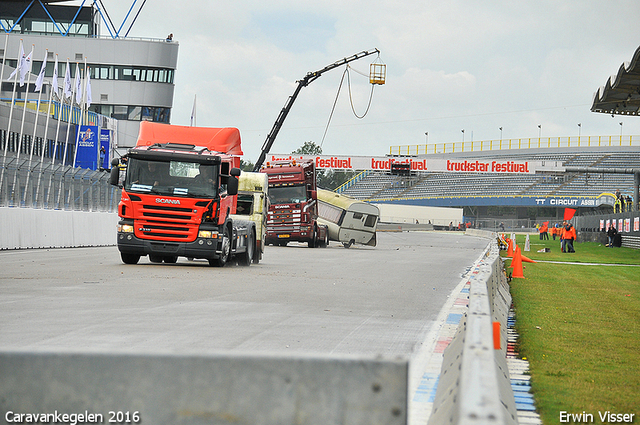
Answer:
607 223 618 248
561 221 576 253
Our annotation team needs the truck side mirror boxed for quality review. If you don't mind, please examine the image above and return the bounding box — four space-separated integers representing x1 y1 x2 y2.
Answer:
227 175 239 196
230 167 241 177
109 159 120 186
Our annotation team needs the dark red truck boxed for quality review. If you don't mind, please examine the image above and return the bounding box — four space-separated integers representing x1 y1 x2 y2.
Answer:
260 159 328 248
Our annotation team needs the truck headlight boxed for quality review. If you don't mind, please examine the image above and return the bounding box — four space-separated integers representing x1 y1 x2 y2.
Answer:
198 230 218 239
118 224 134 233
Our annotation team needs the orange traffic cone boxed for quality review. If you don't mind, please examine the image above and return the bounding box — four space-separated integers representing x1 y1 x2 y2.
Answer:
521 254 536 263
511 245 524 278
507 238 514 257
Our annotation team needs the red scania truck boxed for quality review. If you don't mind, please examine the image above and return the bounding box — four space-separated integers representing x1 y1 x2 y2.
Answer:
109 122 256 267
260 159 328 248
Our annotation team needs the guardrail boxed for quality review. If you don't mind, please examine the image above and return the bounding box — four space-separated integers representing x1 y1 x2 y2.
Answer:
0 156 120 211
428 231 518 425
390 135 640 156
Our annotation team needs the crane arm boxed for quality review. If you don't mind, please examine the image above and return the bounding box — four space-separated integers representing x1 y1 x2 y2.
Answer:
253 48 380 171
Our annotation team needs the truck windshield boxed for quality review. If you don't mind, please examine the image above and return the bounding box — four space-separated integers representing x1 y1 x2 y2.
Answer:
124 158 218 198
268 185 306 204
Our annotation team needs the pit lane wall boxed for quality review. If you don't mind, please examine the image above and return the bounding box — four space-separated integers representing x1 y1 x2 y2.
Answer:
428 229 518 425
0 351 407 425
0 207 117 250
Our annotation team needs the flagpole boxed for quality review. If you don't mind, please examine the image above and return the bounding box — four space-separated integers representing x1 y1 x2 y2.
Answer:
191 94 196 126
72 59 87 169
24 49 48 205
57 59 77 209
47 56 64 207
10 43 34 206
35 79 56 208
0 39 23 201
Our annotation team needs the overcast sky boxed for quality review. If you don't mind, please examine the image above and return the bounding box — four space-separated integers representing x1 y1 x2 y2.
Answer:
99 1 640 161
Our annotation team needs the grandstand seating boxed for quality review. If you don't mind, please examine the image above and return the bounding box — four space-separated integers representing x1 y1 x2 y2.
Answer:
339 147 640 205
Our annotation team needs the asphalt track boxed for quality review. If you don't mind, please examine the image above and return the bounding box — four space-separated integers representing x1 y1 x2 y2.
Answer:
0 231 489 422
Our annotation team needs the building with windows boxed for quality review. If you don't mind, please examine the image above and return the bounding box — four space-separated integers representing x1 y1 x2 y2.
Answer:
1 0 178 155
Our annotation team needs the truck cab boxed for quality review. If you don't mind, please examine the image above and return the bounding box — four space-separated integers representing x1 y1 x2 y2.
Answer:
260 159 328 248
110 122 256 267
230 172 269 263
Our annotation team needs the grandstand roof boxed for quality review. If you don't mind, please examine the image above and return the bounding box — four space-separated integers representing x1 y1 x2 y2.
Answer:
591 45 640 116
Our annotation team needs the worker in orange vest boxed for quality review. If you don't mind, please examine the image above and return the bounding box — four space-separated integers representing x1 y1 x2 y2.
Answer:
561 220 576 253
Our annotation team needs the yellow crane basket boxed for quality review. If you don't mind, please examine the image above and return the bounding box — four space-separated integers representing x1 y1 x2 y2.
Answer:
369 58 386 85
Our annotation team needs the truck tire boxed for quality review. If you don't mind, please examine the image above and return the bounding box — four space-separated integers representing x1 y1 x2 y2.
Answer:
121 253 140 264
308 226 317 248
164 256 178 263
149 255 163 263
238 230 255 267
321 231 329 248
210 227 231 267
252 242 261 264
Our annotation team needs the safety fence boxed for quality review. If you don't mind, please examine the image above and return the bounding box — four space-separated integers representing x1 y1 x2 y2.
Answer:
0 154 120 211
390 135 640 156
428 232 518 425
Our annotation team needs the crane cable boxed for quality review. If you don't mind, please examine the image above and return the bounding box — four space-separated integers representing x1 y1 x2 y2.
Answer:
320 65 376 148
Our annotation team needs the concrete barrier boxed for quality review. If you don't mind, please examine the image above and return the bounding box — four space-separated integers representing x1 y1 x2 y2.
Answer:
0 207 117 250
428 232 518 425
0 351 407 425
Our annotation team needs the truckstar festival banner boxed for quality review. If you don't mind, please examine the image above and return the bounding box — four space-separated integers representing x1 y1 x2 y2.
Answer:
268 154 539 174
75 125 99 170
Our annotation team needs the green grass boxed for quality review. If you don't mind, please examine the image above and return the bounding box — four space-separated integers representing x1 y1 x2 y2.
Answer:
503 235 640 424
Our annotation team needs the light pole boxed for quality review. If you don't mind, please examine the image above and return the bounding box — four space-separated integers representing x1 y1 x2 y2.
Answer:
620 122 623 138
578 123 581 139
538 124 541 139
461 129 465 143
425 132 428 144
499 127 503 141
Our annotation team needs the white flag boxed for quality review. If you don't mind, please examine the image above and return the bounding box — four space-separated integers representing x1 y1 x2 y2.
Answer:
74 63 82 104
19 48 33 87
35 50 47 92
52 55 59 96
7 43 24 82
86 66 92 107
63 59 72 99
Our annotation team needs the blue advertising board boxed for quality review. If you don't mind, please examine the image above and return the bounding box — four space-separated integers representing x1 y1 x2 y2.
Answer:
75 125 99 170
100 129 110 170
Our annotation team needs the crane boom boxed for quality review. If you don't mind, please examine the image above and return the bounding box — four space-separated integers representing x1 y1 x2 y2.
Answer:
253 48 380 171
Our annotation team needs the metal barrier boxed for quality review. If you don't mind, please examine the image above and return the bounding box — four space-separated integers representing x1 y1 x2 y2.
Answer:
0 154 120 211
428 232 518 425
390 135 640 156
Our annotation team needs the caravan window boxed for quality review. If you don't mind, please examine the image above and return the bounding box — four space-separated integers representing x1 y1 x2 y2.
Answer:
364 214 377 228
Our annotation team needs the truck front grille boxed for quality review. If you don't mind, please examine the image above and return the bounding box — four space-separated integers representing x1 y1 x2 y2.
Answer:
135 204 198 241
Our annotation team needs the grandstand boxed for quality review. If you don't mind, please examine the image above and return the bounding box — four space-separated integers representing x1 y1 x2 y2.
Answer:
338 145 639 216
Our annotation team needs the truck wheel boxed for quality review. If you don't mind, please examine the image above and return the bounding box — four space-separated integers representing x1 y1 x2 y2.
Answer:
238 231 255 267
321 232 329 248
149 255 163 263
121 253 140 264
308 226 317 248
210 227 231 267
164 256 178 264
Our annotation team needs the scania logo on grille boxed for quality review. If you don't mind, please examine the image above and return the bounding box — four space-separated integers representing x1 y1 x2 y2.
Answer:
156 198 181 205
